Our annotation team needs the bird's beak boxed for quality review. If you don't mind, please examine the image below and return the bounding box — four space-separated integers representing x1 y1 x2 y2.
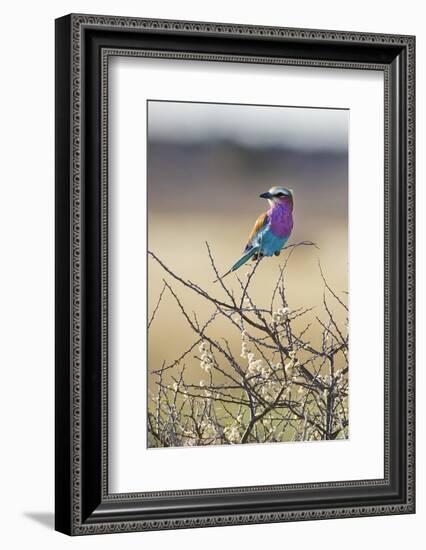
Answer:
259 192 272 199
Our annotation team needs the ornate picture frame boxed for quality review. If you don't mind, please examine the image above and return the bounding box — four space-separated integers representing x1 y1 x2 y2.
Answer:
55 14 415 535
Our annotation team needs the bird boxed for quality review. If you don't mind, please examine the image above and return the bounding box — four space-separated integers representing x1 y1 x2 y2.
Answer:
215 186 294 282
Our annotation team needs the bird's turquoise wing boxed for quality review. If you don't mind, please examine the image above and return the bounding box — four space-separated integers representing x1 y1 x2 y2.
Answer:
245 212 269 251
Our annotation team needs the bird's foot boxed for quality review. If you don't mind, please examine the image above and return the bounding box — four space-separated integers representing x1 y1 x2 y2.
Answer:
274 251 281 257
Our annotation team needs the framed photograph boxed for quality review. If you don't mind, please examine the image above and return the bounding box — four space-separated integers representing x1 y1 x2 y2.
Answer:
55 14 415 535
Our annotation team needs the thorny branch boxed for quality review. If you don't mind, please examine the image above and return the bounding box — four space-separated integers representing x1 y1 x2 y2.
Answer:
147 242 348 447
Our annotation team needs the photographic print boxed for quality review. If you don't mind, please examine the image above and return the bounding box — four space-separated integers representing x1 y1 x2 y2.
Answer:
147 100 349 448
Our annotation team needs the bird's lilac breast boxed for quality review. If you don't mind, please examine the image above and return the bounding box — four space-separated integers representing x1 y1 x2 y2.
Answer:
268 203 293 238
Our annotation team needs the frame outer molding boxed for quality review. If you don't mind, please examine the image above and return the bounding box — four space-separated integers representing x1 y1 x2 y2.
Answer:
55 13 415 535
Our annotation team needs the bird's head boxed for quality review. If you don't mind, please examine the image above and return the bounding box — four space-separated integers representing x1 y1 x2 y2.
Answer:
259 186 293 207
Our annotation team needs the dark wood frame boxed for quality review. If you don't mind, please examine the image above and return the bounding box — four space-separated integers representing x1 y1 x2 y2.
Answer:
55 13 415 535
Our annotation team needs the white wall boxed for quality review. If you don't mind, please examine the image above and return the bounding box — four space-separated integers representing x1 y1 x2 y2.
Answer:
0 0 423 548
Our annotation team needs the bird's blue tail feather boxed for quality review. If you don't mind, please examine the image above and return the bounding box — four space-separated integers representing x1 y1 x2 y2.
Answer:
230 246 259 272
213 247 260 283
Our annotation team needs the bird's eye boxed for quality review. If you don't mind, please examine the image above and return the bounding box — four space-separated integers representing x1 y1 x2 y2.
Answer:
276 193 284 198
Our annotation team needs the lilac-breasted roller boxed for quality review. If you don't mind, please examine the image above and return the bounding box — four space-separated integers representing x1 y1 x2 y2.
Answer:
217 186 294 281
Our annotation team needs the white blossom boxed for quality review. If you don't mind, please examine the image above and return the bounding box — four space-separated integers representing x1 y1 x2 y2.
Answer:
201 361 211 372
224 424 240 444
272 306 289 325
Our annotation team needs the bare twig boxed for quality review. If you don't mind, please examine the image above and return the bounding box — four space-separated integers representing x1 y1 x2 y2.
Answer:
147 243 348 447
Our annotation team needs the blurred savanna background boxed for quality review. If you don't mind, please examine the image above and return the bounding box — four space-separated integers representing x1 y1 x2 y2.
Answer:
147 100 349 447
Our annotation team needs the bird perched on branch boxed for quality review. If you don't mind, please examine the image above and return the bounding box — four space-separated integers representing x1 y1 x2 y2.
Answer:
216 186 294 282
